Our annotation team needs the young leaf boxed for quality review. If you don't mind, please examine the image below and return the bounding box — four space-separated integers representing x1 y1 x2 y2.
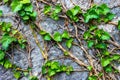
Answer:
10 0 23 12
95 43 107 49
48 69 56 76
44 33 51 41
0 35 17 50
4 59 12 69
20 0 30 4
0 10 3 17
13 71 21 79
0 50 5 61
66 38 73 48
39 30 47 35
101 58 111 67
44 5 51 14
62 30 70 39
54 5 62 13
118 20 120 30
24 4 33 12
53 32 62 42
83 31 92 40
104 65 113 73
87 40 94 48
101 32 110 40
88 75 97 80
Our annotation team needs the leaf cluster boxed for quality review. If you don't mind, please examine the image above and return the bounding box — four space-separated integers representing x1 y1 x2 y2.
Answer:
40 30 73 48
83 4 115 23
44 4 62 20
42 61 73 77
10 0 37 22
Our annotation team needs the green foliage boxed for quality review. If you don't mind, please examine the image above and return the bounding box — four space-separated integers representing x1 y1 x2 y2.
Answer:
62 30 70 39
0 22 27 79
3 0 9 3
3 59 12 69
29 76 38 80
0 10 3 17
118 20 120 30
67 6 81 22
13 71 21 79
83 4 114 23
101 57 111 67
42 61 73 77
40 30 73 48
10 0 37 22
88 75 97 80
0 50 5 61
44 4 62 20
53 32 62 42
0 35 17 50
66 38 73 48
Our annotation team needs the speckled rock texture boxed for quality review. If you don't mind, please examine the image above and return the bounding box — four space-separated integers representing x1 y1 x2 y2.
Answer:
0 0 120 80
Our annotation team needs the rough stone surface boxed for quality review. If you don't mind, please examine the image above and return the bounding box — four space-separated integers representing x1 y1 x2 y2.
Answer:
0 0 120 80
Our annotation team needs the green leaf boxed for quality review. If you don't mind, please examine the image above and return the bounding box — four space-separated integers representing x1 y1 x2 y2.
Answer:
83 31 92 40
102 50 110 56
10 0 23 12
44 33 51 41
20 0 30 4
104 65 113 73
30 11 37 20
88 75 97 80
66 66 73 75
64 51 69 56
97 4 110 15
66 38 73 48
101 32 110 40
111 54 120 60
53 32 62 42
87 66 93 71
0 50 5 61
3 0 9 3
29 76 38 80
54 5 62 13
95 43 107 49
62 30 70 39
89 25 97 31
13 71 21 79
19 11 25 17
39 30 47 35
87 40 94 48
50 13 59 20
0 35 17 50
101 58 111 67
67 6 81 16
42 66 47 74
44 5 51 14
103 13 115 22
4 59 12 69
118 20 120 30
66 6 81 22
23 15 29 21
61 65 67 71
2 22 12 32
0 10 3 17
83 9 99 23
51 61 59 69
48 69 56 76
18 39 26 49
24 4 33 12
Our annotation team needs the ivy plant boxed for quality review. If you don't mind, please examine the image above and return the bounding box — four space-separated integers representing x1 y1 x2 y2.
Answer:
43 4 62 20
40 30 73 48
9 0 37 22
42 61 73 79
